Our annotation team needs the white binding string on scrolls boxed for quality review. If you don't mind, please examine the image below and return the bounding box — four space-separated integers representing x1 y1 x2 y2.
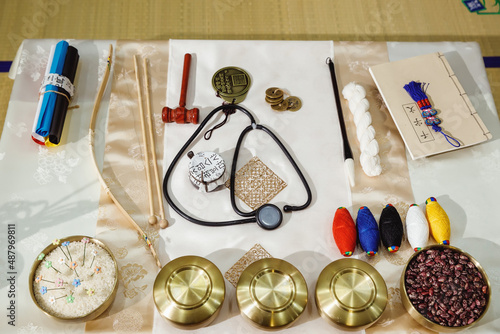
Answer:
341 82 382 177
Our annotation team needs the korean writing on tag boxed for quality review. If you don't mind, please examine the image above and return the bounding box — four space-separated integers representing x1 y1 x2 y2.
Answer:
40 73 75 97
402 103 435 143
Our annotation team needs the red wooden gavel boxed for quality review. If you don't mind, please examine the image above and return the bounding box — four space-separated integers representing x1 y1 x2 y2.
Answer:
162 53 199 124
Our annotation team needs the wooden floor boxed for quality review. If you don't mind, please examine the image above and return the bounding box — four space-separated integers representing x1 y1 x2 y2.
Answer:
1 0 499 135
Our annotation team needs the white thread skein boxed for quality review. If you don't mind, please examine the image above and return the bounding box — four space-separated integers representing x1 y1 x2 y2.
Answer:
342 82 382 177
405 204 429 251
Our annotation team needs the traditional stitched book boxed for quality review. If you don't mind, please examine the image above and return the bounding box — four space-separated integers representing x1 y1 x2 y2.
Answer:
369 52 491 159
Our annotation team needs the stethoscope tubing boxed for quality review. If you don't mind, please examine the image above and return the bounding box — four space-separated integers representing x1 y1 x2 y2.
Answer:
230 123 312 216
162 104 312 227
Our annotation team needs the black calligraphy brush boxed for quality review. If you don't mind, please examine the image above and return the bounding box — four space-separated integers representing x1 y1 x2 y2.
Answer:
326 57 355 187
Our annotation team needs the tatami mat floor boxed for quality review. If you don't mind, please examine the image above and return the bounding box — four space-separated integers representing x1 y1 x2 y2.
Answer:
1 0 499 136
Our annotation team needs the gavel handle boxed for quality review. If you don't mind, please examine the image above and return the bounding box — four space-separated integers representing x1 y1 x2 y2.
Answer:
179 53 192 108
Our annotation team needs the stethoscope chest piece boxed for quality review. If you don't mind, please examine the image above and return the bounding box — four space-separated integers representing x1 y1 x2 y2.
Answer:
187 151 228 192
255 204 283 230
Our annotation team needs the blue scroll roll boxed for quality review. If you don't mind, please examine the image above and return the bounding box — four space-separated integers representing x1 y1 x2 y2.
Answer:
47 46 79 145
35 40 69 138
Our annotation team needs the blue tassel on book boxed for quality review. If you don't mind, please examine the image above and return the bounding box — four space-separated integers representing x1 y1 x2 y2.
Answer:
404 81 460 147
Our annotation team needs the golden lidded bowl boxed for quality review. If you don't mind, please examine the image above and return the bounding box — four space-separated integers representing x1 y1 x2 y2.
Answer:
153 255 225 329
29 235 118 322
315 258 387 331
236 258 308 330
400 245 491 332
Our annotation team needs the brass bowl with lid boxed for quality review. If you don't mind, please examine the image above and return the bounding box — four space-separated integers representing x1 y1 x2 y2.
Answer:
400 245 491 332
315 258 387 331
236 258 308 330
153 255 225 329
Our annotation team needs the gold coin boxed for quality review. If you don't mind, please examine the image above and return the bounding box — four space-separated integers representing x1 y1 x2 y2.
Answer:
265 87 284 99
266 91 284 100
265 96 284 105
271 100 289 111
285 96 302 111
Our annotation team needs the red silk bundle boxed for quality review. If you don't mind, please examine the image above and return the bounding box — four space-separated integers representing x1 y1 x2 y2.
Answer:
332 207 357 257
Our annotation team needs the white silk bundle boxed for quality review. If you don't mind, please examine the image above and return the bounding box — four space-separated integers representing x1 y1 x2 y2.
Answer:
405 204 429 251
342 82 382 177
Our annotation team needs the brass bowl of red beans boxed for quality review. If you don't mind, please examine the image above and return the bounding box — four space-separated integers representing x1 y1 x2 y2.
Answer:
400 245 490 332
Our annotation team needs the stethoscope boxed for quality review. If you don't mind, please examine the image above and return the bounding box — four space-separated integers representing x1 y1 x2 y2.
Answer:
162 104 312 230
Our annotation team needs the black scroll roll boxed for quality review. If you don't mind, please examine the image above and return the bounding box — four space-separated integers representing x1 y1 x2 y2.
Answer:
47 46 79 145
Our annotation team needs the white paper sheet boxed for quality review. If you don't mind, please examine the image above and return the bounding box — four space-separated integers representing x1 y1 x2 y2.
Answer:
158 40 353 333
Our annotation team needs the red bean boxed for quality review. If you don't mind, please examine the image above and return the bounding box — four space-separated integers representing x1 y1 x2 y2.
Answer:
405 248 488 327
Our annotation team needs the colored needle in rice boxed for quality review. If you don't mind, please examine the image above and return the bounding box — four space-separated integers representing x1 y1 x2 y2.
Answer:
90 266 102 277
70 261 79 277
405 203 429 251
48 294 67 304
379 204 404 253
58 257 71 269
40 286 65 295
59 247 69 261
426 197 451 245
55 278 66 287
44 261 61 274
332 207 357 256
82 237 89 266
356 206 380 256
89 250 97 268
56 241 69 261
62 241 73 261
35 275 54 284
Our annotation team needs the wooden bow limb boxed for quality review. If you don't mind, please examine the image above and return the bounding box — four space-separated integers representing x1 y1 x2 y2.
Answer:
88 44 162 269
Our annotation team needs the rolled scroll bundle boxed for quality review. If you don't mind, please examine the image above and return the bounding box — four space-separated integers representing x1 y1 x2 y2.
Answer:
32 40 79 146
341 82 382 177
